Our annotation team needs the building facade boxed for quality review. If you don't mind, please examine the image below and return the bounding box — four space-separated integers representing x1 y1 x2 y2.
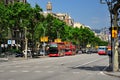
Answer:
73 22 85 28
54 13 74 26
3 0 26 4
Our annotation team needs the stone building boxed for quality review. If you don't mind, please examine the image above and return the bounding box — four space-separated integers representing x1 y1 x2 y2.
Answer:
1 0 26 4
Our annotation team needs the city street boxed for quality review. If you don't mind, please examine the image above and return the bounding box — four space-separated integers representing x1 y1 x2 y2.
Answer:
0 54 119 80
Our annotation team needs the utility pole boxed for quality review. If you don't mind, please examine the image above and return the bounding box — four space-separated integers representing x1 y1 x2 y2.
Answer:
112 0 120 71
100 0 120 71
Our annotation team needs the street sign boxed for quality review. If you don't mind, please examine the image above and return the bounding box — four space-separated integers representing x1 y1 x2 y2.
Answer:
54 38 61 43
40 36 48 42
7 40 15 44
8 40 11 44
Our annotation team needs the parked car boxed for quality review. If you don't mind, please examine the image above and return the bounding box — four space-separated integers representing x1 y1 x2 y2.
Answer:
81 49 87 53
86 49 92 54
76 49 83 54
31 51 40 57
39 49 45 56
15 52 24 57
86 50 92 54
22 50 32 57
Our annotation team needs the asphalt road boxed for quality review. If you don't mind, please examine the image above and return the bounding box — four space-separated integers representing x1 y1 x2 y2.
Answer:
0 54 119 80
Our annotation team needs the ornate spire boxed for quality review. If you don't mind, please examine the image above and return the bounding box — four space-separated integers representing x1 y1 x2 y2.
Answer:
46 1 52 12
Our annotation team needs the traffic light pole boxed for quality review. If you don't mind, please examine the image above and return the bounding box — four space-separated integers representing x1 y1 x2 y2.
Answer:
112 1 120 71
112 38 119 71
100 0 120 71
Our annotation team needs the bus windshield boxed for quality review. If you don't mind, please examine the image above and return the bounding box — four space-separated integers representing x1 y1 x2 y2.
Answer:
98 46 107 55
49 48 58 54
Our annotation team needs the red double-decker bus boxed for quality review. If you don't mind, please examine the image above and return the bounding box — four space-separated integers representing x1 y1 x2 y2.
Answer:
64 42 76 56
48 42 65 57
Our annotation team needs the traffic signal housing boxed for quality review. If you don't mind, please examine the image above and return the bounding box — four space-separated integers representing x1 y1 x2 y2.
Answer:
111 27 118 38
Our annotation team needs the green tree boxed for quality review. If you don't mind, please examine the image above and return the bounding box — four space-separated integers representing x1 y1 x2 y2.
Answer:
4 2 44 50
43 14 66 42
0 2 8 44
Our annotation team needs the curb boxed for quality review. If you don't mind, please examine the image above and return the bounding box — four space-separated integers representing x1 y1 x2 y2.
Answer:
0 56 49 62
103 66 120 78
0 58 8 61
104 71 120 78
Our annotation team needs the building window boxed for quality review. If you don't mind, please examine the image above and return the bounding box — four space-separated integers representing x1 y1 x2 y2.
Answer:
9 0 14 4
4 0 8 5
4 0 14 5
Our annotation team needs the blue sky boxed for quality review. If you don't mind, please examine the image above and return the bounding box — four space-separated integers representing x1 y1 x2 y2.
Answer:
27 0 110 29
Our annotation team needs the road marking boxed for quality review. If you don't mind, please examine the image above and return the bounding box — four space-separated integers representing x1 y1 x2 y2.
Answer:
44 66 50 68
34 66 40 68
74 57 106 68
15 66 21 67
102 65 108 71
8 79 15 80
86 72 93 75
47 71 54 73
99 65 109 75
23 66 30 68
0 70 4 72
73 72 80 74
34 71 42 73
99 71 106 75
10 70 17 72
22 70 29 72
60 71 67 73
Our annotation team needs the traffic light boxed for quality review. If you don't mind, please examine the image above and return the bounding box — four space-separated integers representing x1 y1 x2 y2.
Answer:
112 27 118 38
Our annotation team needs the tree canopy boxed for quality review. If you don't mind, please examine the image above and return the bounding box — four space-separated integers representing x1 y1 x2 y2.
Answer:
0 2 108 50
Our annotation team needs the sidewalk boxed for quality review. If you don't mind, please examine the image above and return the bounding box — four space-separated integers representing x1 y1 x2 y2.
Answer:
0 58 9 62
104 66 120 78
0 57 25 62
0 55 49 62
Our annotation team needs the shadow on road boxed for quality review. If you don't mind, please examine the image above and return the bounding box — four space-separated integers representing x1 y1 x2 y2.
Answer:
70 65 107 71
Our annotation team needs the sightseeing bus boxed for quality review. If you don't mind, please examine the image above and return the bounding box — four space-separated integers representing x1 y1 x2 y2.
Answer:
64 42 76 55
97 46 107 55
48 42 65 57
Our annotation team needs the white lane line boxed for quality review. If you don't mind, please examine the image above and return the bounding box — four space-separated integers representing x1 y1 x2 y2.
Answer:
74 57 106 68
21 70 29 72
73 72 80 74
99 65 109 75
15 66 21 68
34 66 40 68
10 70 17 72
0 70 4 72
44 66 51 68
23 66 30 68
102 65 108 71
60 71 67 74
47 71 54 73
34 71 42 73
99 71 106 75
8 79 15 80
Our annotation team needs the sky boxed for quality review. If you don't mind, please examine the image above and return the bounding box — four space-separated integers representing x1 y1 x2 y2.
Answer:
27 0 110 29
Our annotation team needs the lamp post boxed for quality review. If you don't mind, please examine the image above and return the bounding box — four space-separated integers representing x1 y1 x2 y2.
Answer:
24 27 28 59
41 23 47 56
43 26 46 56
